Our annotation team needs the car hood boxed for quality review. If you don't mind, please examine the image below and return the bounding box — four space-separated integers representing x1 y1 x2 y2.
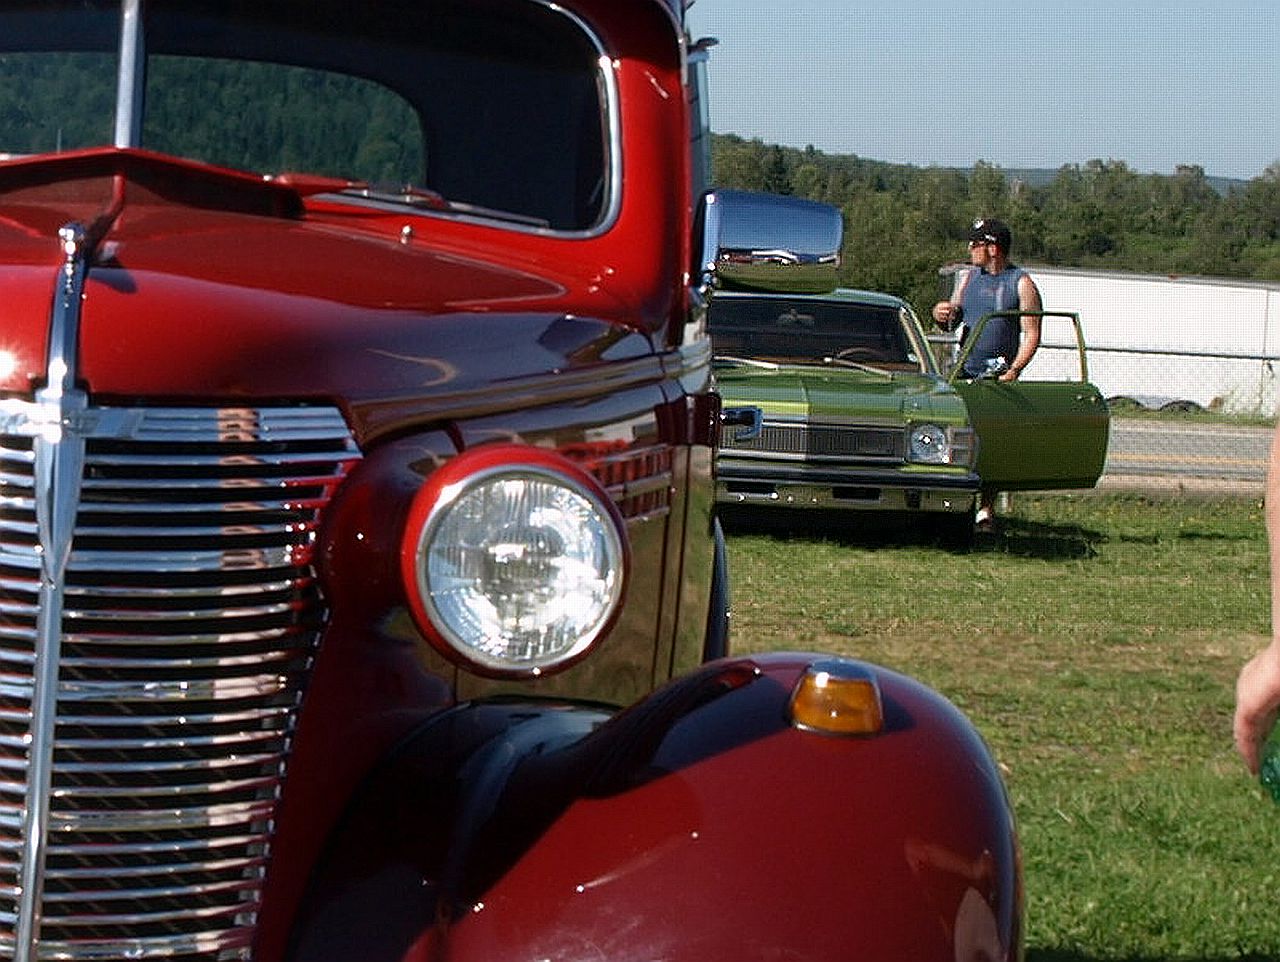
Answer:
714 362 966 422
0 150 657 436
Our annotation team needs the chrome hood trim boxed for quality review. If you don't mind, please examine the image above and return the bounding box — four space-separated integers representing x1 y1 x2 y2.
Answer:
13 222 93 961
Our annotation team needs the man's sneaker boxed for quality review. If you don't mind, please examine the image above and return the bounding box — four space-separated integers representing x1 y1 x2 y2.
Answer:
974 505 995 533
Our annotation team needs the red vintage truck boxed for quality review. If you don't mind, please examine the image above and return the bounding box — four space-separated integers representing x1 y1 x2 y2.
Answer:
0 1 1022 960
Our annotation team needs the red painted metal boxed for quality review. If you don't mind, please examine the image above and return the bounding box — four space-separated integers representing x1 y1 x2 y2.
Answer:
433 654 1020 962
283 653 1022 962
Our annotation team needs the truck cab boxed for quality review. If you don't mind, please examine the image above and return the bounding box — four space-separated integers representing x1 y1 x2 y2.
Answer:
0 3 1022 960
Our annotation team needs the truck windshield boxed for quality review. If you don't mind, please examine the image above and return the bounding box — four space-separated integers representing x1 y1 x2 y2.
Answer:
0 0 612 232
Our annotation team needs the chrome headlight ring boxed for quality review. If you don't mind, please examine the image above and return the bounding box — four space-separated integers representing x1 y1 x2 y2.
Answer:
907 423 951 464
400 445 629 678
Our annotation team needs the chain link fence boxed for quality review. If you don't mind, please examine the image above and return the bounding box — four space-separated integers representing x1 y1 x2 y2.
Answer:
929 332 1273 491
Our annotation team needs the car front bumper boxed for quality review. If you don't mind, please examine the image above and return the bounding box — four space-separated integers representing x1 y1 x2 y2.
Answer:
715 462 979 513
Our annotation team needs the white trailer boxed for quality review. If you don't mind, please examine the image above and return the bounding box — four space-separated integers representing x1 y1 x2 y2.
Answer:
942 265 1280 416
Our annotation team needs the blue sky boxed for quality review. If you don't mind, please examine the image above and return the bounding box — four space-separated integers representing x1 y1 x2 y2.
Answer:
685 0 1280 181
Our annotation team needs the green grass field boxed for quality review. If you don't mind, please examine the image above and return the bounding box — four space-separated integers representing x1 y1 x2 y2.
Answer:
722 492 1280 962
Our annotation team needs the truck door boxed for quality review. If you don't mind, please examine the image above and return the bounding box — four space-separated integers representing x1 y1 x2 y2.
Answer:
951 311 1110 491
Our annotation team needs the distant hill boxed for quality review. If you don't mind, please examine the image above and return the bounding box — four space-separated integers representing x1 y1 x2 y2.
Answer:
999 167 1247 195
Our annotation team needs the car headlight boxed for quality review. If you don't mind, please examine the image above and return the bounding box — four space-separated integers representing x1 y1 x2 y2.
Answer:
908 423 950 464
400 445 628 677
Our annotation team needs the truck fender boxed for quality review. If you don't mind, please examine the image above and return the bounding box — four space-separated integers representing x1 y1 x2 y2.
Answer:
286 652 1021 962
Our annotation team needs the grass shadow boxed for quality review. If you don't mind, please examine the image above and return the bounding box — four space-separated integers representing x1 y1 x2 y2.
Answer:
1112 530 1253 547
1175 529 1259 542
1029 952 1274 962
719 507 1106 561
719 507 952 550
976 516 1105 560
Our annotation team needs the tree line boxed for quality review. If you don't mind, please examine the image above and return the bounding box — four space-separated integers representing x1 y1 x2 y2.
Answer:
0 53 422 187
710 133 1280 321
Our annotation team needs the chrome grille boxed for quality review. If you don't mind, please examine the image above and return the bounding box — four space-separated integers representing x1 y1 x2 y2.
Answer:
722 421 905 461
0 405 359 961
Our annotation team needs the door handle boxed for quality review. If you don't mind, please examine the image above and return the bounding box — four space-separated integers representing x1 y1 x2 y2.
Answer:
721 406 763 442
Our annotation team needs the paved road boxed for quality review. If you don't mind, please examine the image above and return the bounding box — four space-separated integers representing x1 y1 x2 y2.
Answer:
1102 418 1270 489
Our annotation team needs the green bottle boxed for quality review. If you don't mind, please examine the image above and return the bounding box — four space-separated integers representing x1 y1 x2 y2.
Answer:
1262 724 1280 804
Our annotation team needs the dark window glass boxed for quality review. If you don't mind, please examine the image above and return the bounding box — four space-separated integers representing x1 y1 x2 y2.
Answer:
709 298 919 368
0 0 609 231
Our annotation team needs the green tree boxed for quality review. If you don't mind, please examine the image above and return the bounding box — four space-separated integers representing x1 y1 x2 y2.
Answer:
968 160 1007 220
761 144 793 195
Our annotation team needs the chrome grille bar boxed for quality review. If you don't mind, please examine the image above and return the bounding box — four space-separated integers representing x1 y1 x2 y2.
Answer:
17 222 93 962
721 420 906 461
0 403 358 961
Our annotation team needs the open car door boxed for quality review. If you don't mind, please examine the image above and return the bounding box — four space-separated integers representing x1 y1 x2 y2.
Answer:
950 311 1109 491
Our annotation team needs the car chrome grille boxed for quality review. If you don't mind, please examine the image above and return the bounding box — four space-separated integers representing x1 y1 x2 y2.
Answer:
722 421 905 461
0 405 359 961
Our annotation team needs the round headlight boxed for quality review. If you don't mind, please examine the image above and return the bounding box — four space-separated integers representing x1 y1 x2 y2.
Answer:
401 446 627 677
908 423 950 464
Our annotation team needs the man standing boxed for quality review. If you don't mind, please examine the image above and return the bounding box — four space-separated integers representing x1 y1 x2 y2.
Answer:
932 218 1043 380
931 218 1044 529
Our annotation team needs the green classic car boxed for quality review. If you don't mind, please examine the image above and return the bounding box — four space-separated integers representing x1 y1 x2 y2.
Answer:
710 288 1109 536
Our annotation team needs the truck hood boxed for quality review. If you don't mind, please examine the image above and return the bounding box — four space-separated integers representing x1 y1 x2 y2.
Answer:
714 362 965 422
0 150 656 433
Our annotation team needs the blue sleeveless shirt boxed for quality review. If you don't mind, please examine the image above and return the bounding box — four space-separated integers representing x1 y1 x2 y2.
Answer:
959 265 1026 377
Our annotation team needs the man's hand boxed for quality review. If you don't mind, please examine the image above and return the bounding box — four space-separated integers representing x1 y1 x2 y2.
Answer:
1234 643 1280 774
932 301 960 330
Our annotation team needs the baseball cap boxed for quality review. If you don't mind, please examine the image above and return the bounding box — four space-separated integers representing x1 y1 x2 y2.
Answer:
968 218 1012 251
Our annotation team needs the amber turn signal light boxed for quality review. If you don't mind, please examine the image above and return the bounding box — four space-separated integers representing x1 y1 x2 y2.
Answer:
788 659 884 736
